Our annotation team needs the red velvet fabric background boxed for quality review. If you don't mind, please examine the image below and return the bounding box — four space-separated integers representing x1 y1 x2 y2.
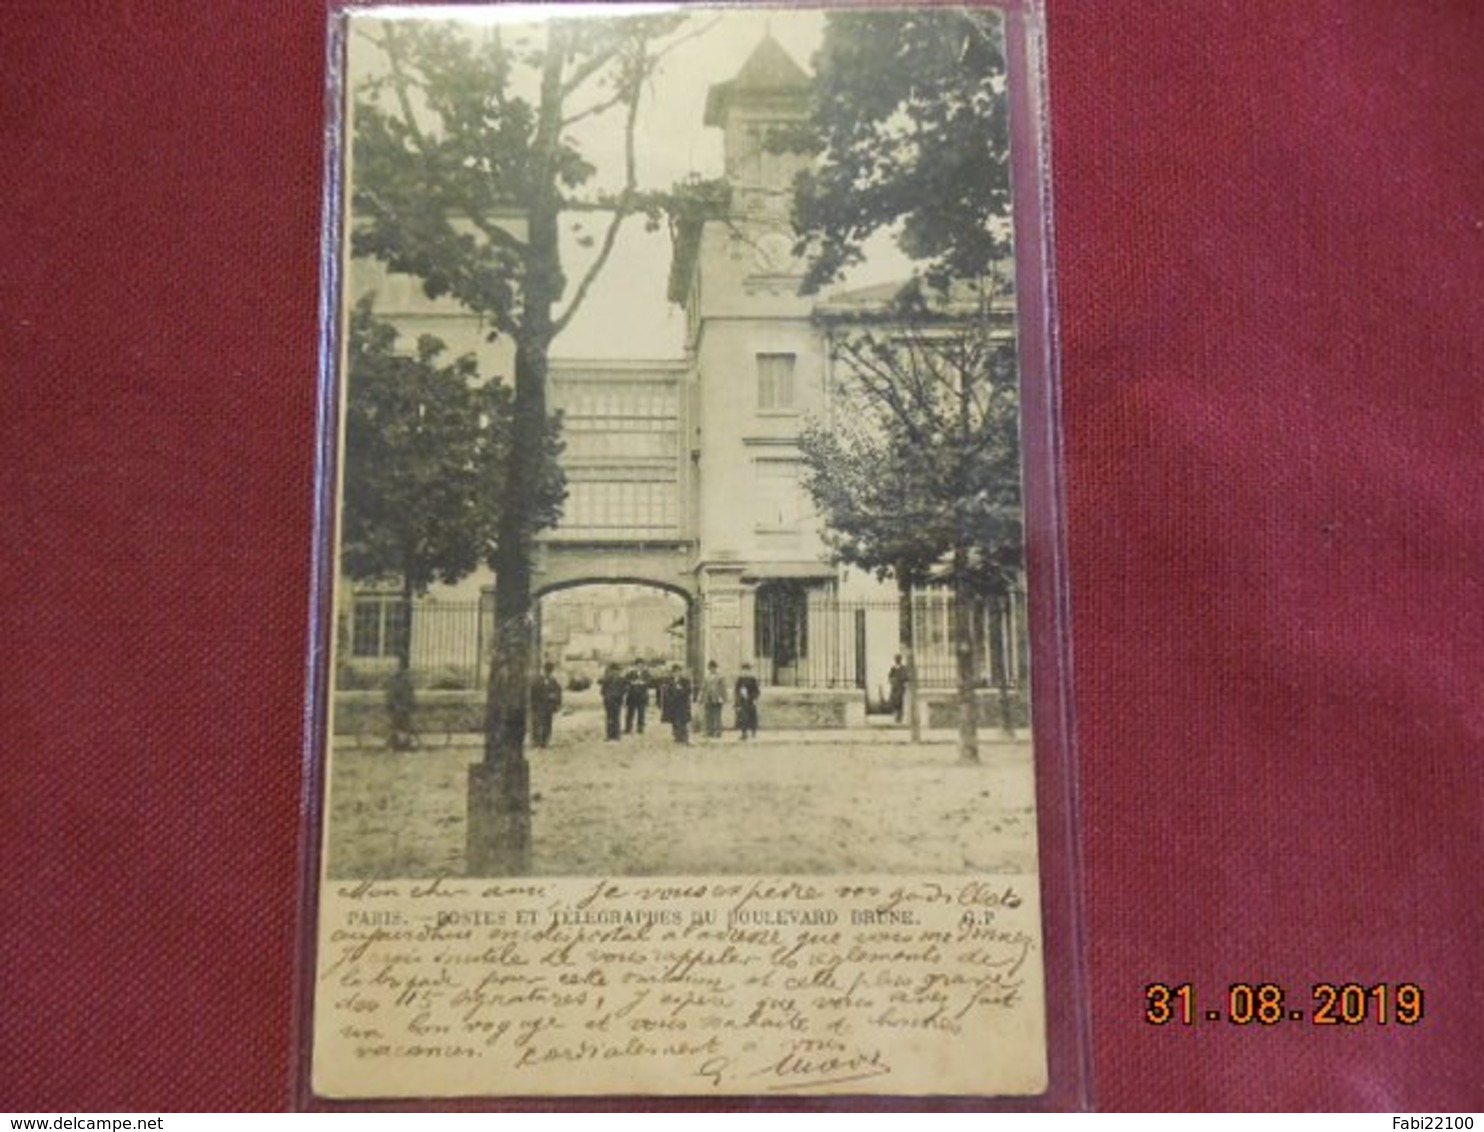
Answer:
3 0 1481 1112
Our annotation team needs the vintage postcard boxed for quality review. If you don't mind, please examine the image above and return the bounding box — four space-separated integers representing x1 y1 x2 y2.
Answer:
310 2 1059 1100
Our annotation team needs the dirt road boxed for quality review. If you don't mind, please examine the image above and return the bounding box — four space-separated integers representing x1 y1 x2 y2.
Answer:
324 703 1037 878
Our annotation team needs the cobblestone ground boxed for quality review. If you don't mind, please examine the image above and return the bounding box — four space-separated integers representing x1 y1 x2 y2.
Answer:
324 702 1038 878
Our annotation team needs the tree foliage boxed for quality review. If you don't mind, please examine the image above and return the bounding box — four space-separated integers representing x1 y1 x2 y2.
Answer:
787 7 1011 293
352 14 690 342
348 12 699 862
341 296 564 602
788 9 1022 754
800 281 1022 757
799 283 1022 598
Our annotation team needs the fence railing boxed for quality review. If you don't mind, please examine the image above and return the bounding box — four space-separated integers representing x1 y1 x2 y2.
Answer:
750 590 1028 696
906 589 1029 692
337 598 492 691
335 588 1029 695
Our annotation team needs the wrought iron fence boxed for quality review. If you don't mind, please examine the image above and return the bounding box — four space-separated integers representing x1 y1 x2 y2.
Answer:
747 590 1028 695
749 587 866 690
335 587 1029 696
336 597 493 691
905 589 1029 692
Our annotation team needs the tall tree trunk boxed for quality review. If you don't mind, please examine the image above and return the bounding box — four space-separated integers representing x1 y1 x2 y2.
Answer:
482 328 549 771
952 350 981 763
467 33 568 877
991 589 1014 739
386 574 417 751
397 573 414 673
953 552 980 764
896 571 921 742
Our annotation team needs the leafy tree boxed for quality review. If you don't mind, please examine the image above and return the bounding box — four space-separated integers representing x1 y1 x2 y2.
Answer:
349 12 691 871
797 422 939 741
788 9 1021 759
341 298 563 746
801 281 1022 760
786 7 1011 294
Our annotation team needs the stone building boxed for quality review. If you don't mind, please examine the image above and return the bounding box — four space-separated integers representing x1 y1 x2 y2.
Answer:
338 33 1026 721
665 34 880 716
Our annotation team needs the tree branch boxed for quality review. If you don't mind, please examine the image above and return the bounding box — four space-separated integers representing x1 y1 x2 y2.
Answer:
558 41 625 98
464 211 528 256
366 25 529 282
375 24 430 150
639 14 725 72
836 337 933 447
552 43 644 337
897 331 949 430
561 86 633 129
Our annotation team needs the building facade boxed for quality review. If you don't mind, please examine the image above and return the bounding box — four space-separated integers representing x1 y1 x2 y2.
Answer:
672 35 891 698
339 35 1026 712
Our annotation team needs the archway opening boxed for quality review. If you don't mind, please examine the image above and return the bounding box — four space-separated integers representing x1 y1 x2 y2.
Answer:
535 582 691 689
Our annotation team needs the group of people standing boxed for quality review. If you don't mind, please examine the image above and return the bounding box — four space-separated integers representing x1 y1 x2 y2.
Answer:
701 660 760 742
530 659 761 748
595 662 664 740
599 660 761 745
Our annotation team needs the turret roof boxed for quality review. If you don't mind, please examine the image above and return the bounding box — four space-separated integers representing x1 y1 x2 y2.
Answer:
704 34 810 126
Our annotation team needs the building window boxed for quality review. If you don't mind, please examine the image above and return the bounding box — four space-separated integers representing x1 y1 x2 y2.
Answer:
547 375 681 540
754 458 807 532
756 353 796 411
350 595 409 660
562 477 679 537
738 121 797 191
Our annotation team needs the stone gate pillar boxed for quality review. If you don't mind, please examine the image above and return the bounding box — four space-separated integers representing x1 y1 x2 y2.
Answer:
697 563 745 678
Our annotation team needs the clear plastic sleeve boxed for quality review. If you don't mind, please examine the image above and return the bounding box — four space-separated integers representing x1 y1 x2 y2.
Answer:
298 0 1088 1108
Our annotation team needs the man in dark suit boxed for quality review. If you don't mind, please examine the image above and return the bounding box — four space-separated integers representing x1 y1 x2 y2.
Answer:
888 654 910 723
624 665 650 734
529 662 562 748
663 663 692 745
701 659 728 738
599 662 626 741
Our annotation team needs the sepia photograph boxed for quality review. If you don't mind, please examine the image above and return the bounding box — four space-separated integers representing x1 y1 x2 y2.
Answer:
326 3 1033 881
313 3 1052 1098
